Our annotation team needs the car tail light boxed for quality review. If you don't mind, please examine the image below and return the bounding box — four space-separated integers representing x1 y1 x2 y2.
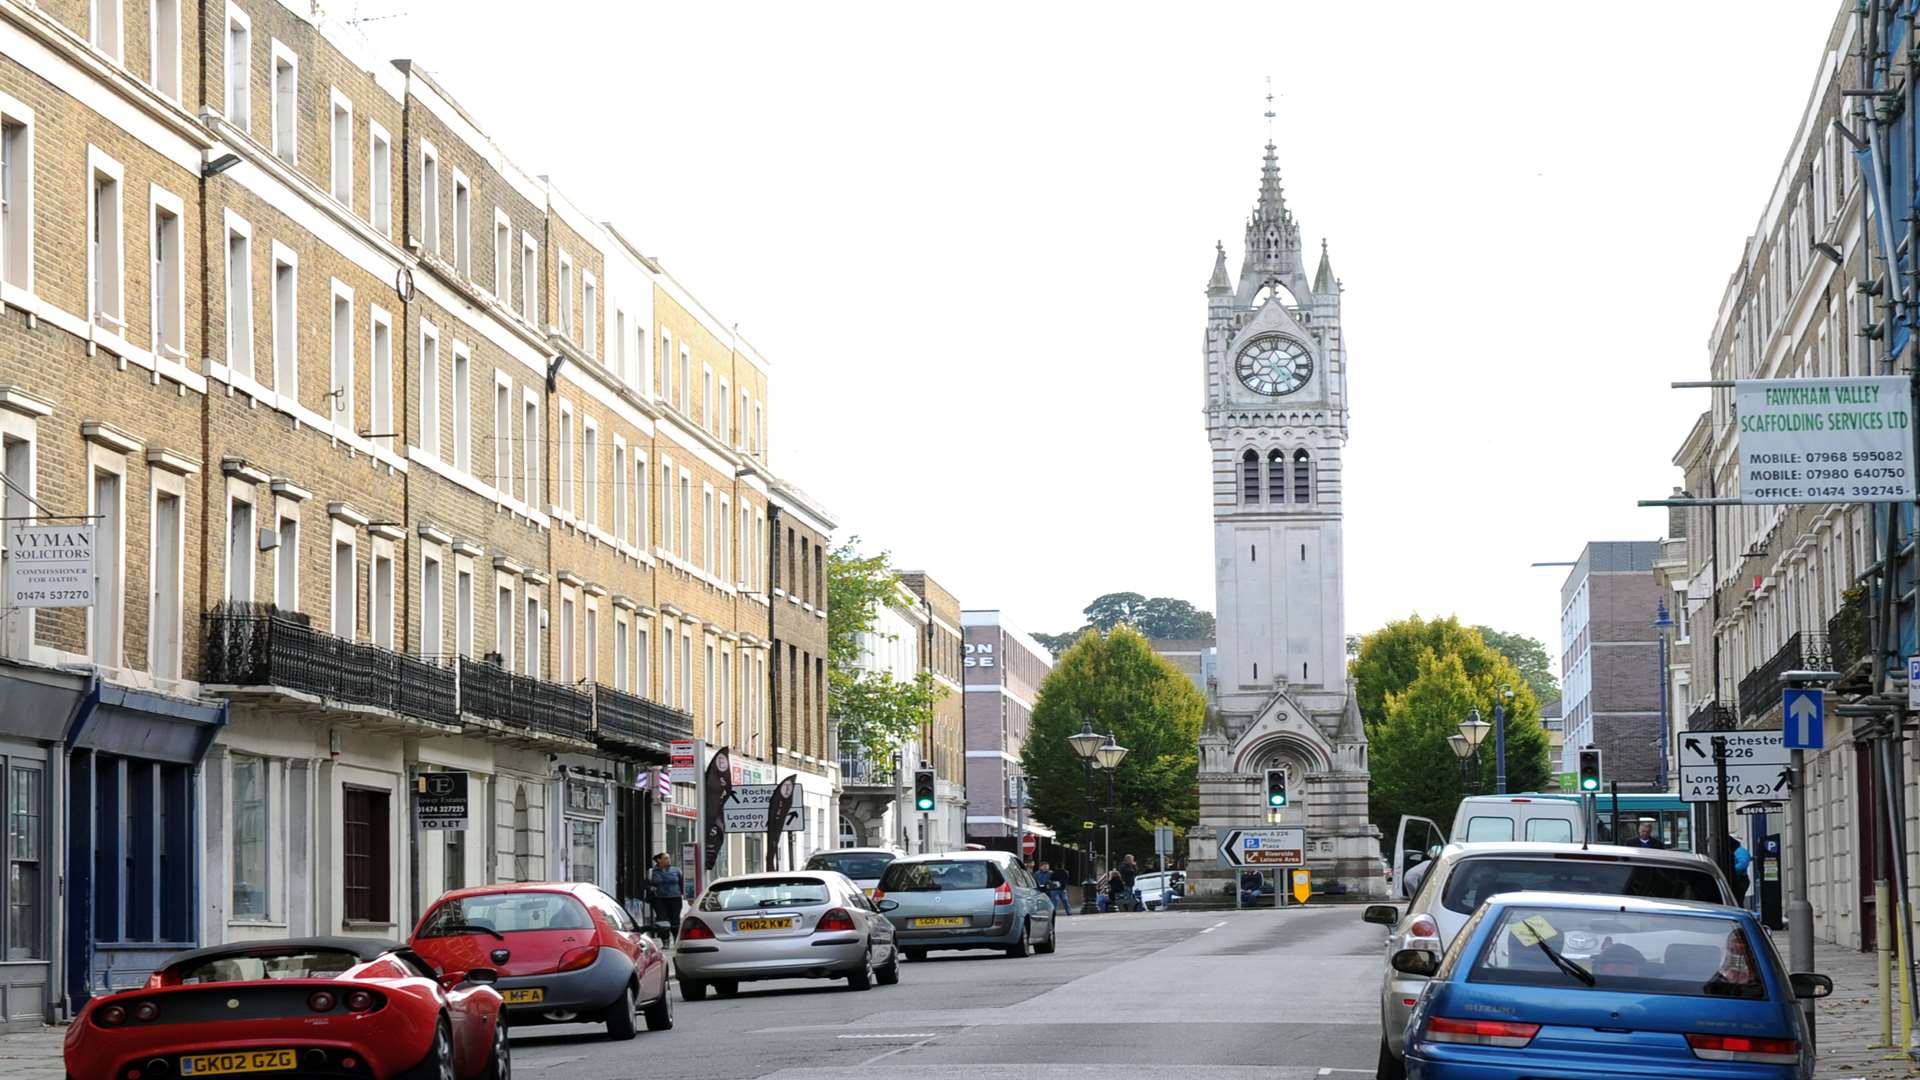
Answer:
98 1004 127 1026
1686 1033 1800 1064
132 1002 159 1023
1407 914 1439 940
816 908 857 933
680 917 714 941
1423 1016 1540 1048
556 946 598 972
344 991 375 1012
993 881 1014 906
871 889 886 902
307 991 337 1012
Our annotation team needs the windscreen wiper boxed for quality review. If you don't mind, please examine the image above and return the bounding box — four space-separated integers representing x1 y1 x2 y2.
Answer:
1533 937 1595 987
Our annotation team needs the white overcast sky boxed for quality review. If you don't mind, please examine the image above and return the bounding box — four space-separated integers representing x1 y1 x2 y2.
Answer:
363 1 1837 662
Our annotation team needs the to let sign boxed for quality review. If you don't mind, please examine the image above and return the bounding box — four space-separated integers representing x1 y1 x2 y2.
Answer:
7 525 95 608
1736 376 1914 504
417 771 469 830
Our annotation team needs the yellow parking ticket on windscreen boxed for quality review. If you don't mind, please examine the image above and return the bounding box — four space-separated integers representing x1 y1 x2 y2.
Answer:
1509 915 1559 947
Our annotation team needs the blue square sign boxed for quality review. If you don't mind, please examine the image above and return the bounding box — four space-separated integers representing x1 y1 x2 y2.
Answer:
1783 688 1824 750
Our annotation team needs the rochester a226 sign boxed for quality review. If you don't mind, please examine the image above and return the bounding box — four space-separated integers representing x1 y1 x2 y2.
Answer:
1736 377 1914 504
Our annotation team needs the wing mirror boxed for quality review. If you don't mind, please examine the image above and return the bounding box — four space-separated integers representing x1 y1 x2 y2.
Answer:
875 899 899 913
1790 972 1833 999
1389 949 1441 977
1362 904 1401 926
463 967 499 986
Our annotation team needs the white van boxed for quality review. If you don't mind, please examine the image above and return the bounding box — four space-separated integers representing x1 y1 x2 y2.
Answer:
1391 796 1587 898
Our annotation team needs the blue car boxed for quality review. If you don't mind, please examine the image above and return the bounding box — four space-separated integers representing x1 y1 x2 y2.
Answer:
1398 891 1831 1080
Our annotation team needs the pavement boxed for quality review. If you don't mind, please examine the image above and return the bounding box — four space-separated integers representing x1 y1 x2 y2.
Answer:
1810 933 1920 1079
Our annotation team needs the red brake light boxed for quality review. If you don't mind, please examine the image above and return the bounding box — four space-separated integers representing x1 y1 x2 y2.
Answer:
1686 1033 1800 1064
871 889 886 902
556 946 598 972
98 1004 126 1026
993 881 1014 906
1424 1016 1540 1048
680 917 714 941
816 908 857 933
1407 914 1440 940
307 992 336 1013
344 991 375 1012
132 1002 159 1023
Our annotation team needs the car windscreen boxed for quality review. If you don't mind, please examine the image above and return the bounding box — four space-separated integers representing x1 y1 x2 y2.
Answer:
879 860 1000 892
172 949 363 984
804 851 896 881
699 877 834 911
1441 857 1722 916
1470 906 1769 1000
417 893 594 936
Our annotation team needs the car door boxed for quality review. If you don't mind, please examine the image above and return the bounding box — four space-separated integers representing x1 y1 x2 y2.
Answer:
596 887 666 999
1394 815 1444 899
852 887 895 957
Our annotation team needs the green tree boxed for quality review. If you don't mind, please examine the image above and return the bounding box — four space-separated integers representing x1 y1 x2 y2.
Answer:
1474 626 1560 704
1031 631 1082 659
1019 626 1204 867
827 540 943 764
1082 592 1150 631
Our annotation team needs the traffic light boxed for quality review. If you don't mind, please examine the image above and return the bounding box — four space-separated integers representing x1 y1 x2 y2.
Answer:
1265 768 1288 808
913 768 936 812
1578 747 1603 793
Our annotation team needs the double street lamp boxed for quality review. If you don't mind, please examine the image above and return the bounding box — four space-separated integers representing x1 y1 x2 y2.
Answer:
1449 687 1513 792
1067 719 1128 888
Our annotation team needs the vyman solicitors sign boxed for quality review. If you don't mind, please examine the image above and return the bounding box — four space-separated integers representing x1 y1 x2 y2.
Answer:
6 525 96 608
1736 376 1914 504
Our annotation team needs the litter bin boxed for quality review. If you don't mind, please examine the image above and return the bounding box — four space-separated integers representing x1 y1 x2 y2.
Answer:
1079 878 1100 914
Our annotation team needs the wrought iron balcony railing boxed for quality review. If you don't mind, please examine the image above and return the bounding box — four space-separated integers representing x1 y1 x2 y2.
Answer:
203 603 458 726
593 684 693 753
1687 698 1736 732
457 656 592 741
838 753 897 787
1739 631 1829 722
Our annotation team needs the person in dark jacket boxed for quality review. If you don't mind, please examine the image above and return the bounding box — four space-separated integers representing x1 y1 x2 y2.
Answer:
647 853 685 942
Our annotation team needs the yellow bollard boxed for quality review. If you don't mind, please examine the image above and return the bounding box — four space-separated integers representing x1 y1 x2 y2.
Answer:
1880 881 1895 1049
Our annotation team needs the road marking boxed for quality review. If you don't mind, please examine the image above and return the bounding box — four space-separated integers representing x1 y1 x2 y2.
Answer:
1199 920 1228 934
1317 1070 1375 1076
837 1033 937 1040
860 1028 962 1067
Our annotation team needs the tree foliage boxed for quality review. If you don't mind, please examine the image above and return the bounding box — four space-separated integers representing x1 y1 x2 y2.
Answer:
1351 616 1554 837
826 540 944 763
1019 626 1204 868
1474 626 1560 704
1036 593 1215 657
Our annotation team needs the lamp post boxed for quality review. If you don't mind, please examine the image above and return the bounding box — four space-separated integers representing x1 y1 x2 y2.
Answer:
1654 599 1675 790
1458 710 1491 793
1494 684 1514 794
1095 734 1129 874
1448 731 1475 785
1066 719 1108 909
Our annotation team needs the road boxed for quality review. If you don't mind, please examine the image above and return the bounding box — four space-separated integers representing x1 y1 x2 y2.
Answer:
508 905 1385 1080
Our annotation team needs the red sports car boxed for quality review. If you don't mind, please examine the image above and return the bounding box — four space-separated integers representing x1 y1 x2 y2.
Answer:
64 936 507 1080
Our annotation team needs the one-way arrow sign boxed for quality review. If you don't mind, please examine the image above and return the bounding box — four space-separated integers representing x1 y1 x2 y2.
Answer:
1783 688 1825 750
1678 730 1786 769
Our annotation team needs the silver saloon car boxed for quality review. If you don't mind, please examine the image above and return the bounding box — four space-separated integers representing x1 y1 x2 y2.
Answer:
673 871 899 1000
876 851 1057 959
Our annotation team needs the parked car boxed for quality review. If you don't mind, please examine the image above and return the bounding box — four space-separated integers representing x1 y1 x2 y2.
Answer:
1133 870 1186 911
411 880 673 1040
1363 842 1736 1080
63 936 507 1080
1397 891 1829 1079
875 850 1057 959
674 871 899 999
802 846 904 895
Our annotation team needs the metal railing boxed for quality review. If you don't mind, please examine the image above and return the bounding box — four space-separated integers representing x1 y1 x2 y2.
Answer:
1687 698 1736 732
457 656 592 741
203 603 458 725
593 684 692 752
1739 631 1829 722
838 753 897 787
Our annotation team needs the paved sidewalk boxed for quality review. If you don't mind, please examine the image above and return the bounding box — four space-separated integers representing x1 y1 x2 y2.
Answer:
0 1024 63 1080
1810 935 1918 1079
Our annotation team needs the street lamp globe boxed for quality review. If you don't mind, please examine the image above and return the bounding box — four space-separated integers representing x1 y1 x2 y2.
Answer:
1094 734 1129 771
1459 709 1490 749
1067 719 1104 762
1448 732 1473 760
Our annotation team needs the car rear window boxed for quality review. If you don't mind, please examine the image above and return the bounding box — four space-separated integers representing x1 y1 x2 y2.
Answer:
700 877 833 911
418 893 594 936
173 949 362 984
1471 906 1769 999
804 851 896 881
1525 819 1575 843
879 860 1001 892
1464 816 1516 842
1441 857 1722 916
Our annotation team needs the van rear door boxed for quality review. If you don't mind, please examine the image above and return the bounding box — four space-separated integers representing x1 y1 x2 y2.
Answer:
1393 815 1445 899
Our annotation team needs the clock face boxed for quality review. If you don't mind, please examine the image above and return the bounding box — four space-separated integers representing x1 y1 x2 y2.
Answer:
1235 336 1313 396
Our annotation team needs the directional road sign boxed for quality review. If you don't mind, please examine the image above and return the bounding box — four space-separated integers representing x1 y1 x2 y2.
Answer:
1782 688 1824 750
1677 730 1786 769
1218 826 1306 868
1679 765 1793 803
720 784 807 833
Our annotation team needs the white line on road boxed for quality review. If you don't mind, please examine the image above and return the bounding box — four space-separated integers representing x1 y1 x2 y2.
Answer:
837 1033 937 1040
1199 920 1228 934
859 1027 965 1067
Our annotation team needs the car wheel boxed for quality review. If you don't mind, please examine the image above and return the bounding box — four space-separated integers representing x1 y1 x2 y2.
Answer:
605 982 637 1041
643 984 675 1031
846 948 874 991
1375 1035 1405 1080
680 977 708 1002
715 979 740 997
1035 919 1057 955
482 1015 511 1080
876 945 901 986
1004 920 1032 959
905 947 928 962
421 1018 455 1080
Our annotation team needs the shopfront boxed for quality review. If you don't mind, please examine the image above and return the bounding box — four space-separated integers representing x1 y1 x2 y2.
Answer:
0 660 87 1028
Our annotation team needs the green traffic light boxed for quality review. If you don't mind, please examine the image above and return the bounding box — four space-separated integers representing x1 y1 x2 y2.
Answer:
1268 794 1286 807
916 797 934 811
1580 778 1599 791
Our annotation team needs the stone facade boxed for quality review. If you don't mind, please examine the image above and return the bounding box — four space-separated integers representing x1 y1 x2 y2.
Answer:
899 571 967 852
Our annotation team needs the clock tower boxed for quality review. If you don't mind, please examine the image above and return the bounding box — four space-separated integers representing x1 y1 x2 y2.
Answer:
1193 137 1382 895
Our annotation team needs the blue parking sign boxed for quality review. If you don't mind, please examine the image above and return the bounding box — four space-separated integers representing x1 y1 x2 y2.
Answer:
1783 688 1824 750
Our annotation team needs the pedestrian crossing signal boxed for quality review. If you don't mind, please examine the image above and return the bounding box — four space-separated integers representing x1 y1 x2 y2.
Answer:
913 768 936 812
1265 768 1287 808
1578 747 1602 793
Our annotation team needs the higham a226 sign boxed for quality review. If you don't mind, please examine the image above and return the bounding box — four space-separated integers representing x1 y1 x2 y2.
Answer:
1736 376 1914 504
6 525 96 608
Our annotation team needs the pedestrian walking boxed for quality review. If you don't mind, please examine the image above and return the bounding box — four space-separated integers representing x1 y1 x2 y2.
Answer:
1119 854 1140 912
1731 839 1752 907
1036 861 1069 914
647 852 685 942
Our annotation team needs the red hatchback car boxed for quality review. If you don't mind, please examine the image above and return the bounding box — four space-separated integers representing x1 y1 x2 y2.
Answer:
410 882 671 1040
63 936 506 1080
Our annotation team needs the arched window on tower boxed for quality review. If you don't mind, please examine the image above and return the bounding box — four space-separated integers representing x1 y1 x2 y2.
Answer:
1293 449 1312 505
1241 449 1260 505
1267 449 1285 504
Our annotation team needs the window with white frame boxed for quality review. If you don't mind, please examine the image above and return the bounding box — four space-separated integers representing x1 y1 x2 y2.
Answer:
271 244 296 399
702 485 713 571
89 465 123 665
420 550 442 657
452 172 470 278
562 595 578 683
224 215 251 375
371 545 394 649
702 367 712 430
520 233 538 320
660 617 675 704
678 346 690 413
332 535 357 638
754 510 764 591
614 613 628 691
660 330 672 401
328 284 353 431
637 622 650 698
420 143 439 256
225 8 251 128
612 443 626 543
0 105 29 292
91 0 123 62
494 379 512 493
419 322 439 457
718 382 729 443
274 512 298 611
659 458 673 555
634 454 647 551
369 306 392 448
557 255 573 339
151 0 181 100
368 122 391 234
737 390 747 450
270 44 296 164
523 592 539 677
521 396 539 505
613 310 626 381
226 494 254 603
495 579 513 666
582 421 598 526
493 211 511 298
230 754 268 919
88 149 123 331
149 189 184 360
738 504 750 588
328 90 351 204
718 497 730 584
451 345 471 473
753 402 763 456
678 472 690 559
585 602 598 686
582 273 597 356
455 564 472 658
681 632 691 712
556 405 573 513
148 478 184 679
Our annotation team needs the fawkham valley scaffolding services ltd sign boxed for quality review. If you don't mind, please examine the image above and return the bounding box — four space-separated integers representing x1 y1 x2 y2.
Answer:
6 525 96 608
1736 376 1915 504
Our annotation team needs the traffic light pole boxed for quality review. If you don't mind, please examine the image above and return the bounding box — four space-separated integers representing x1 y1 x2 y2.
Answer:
1712 735 1733 887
